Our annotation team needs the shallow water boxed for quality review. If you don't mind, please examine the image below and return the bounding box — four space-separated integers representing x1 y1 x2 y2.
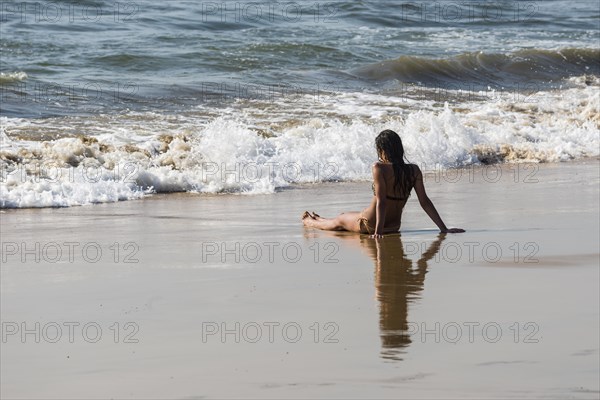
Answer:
1 161 598 398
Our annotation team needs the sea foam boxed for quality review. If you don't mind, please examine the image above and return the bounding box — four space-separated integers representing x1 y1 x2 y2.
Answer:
1 79 598 208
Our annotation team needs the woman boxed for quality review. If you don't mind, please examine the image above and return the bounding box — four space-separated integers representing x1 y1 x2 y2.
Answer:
302 129 464 238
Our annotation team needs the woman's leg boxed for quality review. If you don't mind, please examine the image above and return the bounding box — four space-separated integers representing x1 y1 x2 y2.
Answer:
302 211 362 233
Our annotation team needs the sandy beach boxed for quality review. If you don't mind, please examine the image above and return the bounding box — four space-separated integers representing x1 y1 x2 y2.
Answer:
2 1 599 398
1 160 598 399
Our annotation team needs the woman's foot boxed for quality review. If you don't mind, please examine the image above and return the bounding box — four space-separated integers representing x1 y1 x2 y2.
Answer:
302 211 317 227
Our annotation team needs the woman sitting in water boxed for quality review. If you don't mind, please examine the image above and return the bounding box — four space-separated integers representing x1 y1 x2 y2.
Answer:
302 129 465 238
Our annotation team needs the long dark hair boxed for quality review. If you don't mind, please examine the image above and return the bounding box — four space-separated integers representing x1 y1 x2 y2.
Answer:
375 129 414 198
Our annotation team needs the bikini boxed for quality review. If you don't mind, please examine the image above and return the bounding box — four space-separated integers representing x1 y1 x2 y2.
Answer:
371 182 406 201
358 183 409 234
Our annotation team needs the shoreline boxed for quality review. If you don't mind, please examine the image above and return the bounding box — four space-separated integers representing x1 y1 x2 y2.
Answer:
2 157 599 212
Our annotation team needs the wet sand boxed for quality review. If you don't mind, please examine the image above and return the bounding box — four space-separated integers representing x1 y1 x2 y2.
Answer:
1 160 599 399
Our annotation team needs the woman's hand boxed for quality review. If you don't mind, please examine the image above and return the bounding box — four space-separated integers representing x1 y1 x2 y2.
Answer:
370 233 384 239
441 228 465 233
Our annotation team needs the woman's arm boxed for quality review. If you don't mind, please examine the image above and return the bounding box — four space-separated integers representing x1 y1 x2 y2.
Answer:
412 165 465 233
372 163 387 238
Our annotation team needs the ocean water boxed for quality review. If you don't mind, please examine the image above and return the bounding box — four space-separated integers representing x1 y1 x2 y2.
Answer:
1 0 599 208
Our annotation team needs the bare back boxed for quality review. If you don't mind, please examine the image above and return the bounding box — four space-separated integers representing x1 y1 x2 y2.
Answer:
362 162 417 232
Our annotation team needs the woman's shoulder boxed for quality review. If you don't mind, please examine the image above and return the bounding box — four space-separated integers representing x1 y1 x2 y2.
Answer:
405 164 422 180
372 161 392 170
372 162 421 172
406 163 421 173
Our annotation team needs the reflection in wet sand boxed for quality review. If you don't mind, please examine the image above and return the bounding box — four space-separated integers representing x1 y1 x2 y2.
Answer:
360 235 446 361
